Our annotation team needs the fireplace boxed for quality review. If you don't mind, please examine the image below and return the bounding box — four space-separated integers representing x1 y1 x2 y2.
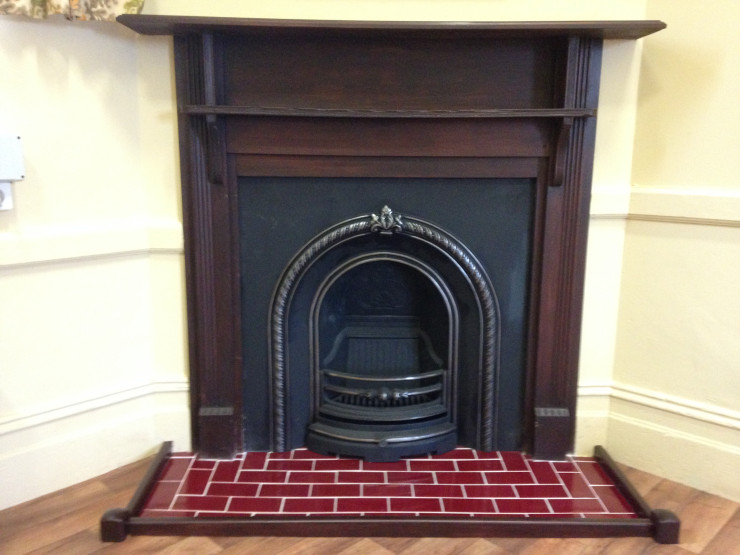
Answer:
118 16 665 462
100 15 684 544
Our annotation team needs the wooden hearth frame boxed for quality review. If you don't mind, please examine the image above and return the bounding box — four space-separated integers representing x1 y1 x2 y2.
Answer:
118 16 665 461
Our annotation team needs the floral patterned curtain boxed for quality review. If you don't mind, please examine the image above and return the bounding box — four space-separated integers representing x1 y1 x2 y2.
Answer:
0 0 144 21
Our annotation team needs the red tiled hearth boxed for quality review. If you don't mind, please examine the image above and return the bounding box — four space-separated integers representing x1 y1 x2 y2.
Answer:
138 448 637 520
101 444 680 544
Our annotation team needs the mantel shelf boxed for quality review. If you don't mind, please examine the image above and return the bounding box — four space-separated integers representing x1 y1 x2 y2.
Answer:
118 15 665 40
181 105 597 119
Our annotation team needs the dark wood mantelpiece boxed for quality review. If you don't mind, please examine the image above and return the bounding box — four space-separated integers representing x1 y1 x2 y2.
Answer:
119 15 664 39
118 16 664 460
119 17 664 119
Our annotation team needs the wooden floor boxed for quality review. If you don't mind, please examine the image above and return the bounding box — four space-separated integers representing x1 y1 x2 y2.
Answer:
1 456 738 554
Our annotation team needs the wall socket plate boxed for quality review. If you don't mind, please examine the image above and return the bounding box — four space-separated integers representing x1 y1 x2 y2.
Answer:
0 134 25 181
0 134 24 211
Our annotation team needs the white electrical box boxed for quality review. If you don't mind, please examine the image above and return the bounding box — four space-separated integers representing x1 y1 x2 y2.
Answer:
0 134 24 211
0 134 24 180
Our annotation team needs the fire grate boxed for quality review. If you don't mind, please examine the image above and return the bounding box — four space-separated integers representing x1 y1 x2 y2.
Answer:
321 368 444 411
308 315 456 460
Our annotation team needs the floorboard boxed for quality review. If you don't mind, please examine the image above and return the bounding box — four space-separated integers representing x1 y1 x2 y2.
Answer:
1 456 737 554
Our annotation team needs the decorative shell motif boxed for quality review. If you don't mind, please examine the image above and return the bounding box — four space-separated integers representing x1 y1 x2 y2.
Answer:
370 205 403 234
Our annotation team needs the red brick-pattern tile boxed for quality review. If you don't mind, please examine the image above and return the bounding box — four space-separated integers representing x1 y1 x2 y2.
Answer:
143 480 180 510
549 498 606 513
258 483 311 497
314 458 362 471
408 460 456 472
338 471 386 484
241 452 268 470
553 460 578 472
207 482 259 497
443 497 495 513
387 471 435 484
288 471 336 483
390 497 442 512
515 484 568 498
456 459 504 472
229 496 283 513
138 448 640 519
159 457 191 481
212 460 240 482
266 459 315 471
363 483 413 497
436 471 485 485
500 451 529 471
495 498 550 514
283 497 335 513
577 461 612 485
527 460 560 484
464 484 516 498
171 495 228 512
560 471 595 497
180 469 212 495
312 483 361 497
414 484 465 498
191 459 216 470
484 470 534 484
593 485 634 513
238 470 288 483
337 497 388 513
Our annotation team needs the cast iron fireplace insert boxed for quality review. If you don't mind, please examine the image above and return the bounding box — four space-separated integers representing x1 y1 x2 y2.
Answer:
102 15 680 544
243 177 533 461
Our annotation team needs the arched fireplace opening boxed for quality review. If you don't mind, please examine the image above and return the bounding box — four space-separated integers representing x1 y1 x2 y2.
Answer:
309 255 457 461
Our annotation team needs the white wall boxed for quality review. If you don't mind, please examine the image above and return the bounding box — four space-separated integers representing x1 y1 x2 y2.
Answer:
0 0 658 509
607 0 740 502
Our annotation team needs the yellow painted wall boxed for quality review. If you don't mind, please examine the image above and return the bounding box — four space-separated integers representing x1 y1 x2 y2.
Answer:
632 0 740 191
608 0 740 502
0 18 189 509
2 0 683 509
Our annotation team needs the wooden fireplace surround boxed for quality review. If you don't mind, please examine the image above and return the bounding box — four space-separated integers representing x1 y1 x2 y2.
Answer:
119 16 665 460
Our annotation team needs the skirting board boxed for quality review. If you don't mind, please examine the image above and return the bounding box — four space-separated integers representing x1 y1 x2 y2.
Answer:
608 400 740 503
0 387 189 510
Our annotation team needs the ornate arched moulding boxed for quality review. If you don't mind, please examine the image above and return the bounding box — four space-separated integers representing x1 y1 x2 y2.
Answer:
269 206 500 454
